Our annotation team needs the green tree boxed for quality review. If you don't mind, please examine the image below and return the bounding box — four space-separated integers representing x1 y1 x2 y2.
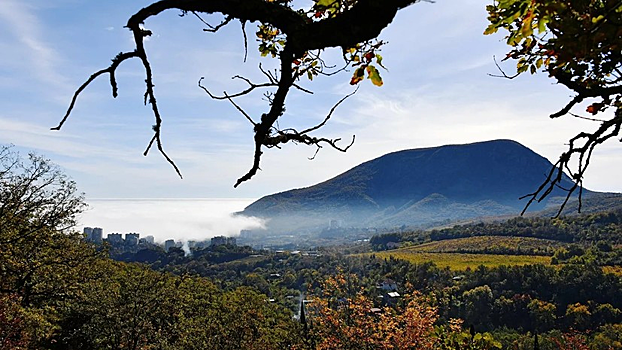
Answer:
52 261 186 350
591 323 622 350
485 0 622 213
528 299 557 332
0 146 101 347
592 303 621 327
462 285 494 330
565 303 592 331
53 260 302 350
0 146 98 305
0 294 29 350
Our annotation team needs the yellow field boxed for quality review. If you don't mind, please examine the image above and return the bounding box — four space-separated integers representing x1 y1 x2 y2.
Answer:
603 266 622 276
373 250 551 271
406 236 564 254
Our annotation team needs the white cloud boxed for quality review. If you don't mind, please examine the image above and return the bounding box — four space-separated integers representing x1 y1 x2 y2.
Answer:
78 199 265 243
0 0 69 91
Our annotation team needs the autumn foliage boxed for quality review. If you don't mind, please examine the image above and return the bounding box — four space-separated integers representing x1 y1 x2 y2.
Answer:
304 274 503 350
308 275 436 349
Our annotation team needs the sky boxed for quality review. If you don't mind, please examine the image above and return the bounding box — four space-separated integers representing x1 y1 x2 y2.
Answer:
2 0 621 204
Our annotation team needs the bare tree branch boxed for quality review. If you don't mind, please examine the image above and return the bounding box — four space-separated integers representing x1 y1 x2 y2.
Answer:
549 94 586 119
259 63 278 84
487 55 520 80
202 15 233 32
301 87 358 134
224 92 256 126
128 23 183 178
190 11 212 28
53 51 139 131
60 0 425 186
520 110 622 216
198 76 276 100
569 113 606 122
241 20 248 63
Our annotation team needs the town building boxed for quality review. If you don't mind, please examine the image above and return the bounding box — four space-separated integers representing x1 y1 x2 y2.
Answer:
107 233 124 246
125 233 139 246
210 236 236 246
377 279 398 291
91 227 103 244
164 239 176 252
83 227 103 244
138 235 155 246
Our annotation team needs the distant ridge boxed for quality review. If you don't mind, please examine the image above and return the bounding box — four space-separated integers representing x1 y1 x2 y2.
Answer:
241 140 600 233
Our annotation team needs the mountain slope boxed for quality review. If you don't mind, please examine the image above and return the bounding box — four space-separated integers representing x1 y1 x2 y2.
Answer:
241 140 587 232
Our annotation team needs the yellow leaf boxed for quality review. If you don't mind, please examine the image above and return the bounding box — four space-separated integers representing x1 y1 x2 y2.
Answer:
366 65 383 87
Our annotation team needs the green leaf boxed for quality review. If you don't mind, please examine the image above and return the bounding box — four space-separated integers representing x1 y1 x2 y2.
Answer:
366 65 383 87
350 66 365 85
538 16 548 33
592 15 605 23
316 0 338 9
484 24 499 35
375 54 386 69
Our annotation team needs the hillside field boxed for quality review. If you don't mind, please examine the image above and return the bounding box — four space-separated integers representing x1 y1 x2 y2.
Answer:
372 250 551 270
369 236 558 270
404 235 565 254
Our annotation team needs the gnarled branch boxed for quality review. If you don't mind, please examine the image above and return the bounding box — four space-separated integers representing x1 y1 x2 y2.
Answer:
520 109 622 216
53 51 139 131
58 0 424 186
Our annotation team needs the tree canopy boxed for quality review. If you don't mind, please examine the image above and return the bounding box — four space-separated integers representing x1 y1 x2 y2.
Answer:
485 0 622 212
0 146 96 306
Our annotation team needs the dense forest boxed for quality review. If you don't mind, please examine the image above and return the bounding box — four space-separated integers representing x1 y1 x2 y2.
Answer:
6 235 622 349
3 149 622 349
109 243 622 348
370 210 622 249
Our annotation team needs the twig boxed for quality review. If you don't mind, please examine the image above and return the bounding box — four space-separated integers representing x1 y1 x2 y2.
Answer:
301 87 358 134
52 51 139 130
223 92 256 126
241 20 248 63
488 55 520 79
203 15 232 32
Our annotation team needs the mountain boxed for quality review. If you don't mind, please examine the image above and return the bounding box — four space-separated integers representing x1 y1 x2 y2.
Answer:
240 140 596 233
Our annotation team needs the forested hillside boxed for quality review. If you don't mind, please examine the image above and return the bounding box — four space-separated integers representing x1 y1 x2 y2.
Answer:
4 144 622 349
111 242 622 349
370 209 622 251
241 140 591 233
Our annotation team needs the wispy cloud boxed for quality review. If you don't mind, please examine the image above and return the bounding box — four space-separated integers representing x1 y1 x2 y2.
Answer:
0 1 69 92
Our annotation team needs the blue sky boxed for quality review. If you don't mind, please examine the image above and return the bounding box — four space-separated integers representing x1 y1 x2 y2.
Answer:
2 0 621 201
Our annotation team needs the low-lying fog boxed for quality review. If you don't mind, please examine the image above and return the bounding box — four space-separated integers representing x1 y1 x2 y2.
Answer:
78 198 265 243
